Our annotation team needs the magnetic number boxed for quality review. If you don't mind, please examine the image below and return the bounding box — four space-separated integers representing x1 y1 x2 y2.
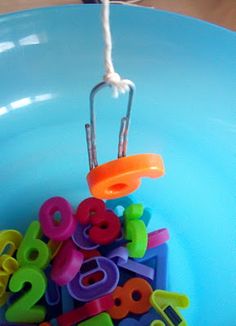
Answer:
45 265 61 306
106 197 133 218
151 321 165 326
0 273 9 297
51 239 84 286
118 318 140 326
39 196 76 241
150 290 190 326
78 312 114 326
136 244 168 290
5 265 47 323
107 197 152 227
56 294 114 326
108 277 153 319
72 223 99 251
0 254 19 276
124 204 147 258
76 197 121 245
0 255 19 297
0 229 22 256
0 230 22 301
124 203 144 220
67 256 119 302
118 309 164 326
17 220 50 269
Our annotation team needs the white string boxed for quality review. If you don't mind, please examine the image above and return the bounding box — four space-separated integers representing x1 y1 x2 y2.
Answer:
102 0 135 97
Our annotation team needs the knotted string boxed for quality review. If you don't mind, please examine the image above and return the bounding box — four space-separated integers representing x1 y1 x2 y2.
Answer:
102 0 135 97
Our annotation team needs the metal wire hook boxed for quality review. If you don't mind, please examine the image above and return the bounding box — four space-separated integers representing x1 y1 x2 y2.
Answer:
85 81 134 170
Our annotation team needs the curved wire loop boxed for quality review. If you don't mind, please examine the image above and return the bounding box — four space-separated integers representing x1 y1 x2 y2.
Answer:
85 81 134 170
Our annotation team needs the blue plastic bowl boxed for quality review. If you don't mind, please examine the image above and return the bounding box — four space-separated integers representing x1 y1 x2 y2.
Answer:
0 4 235 325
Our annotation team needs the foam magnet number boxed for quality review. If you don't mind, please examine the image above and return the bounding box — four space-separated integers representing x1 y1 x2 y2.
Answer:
78 312 114 326
67 256 119 302
56 294 114 326
0 230 23 256
76 197 121 245
107 246 154 281
136 244 168 290
118 318 140 326
119 258 154 281
147 229 170 249
45 266 60 306
51 239 84 286
108 277 153 319
39 196 76 241
5 265 47 323
124 204 147 258
124 203 144 220
17 220 51 269
0 255 19 298
0 255 19 276
106 197 133 219
79 248 101 260
139 308 163 325
106 197 152 227
61 285 74 313
118 316 164 326
72 223 99 251
125 220 147 258
0 273 9 297
151 321 165 326
150 290 190 326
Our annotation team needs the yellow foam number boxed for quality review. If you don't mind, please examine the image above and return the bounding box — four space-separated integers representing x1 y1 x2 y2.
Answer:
150 290 190 326
151 321 165 326
0 230 22 307
0 254 19 305
0 230 23 256
0 255 19 294
0 273 9 297
0 255 19 276
5 265 47 323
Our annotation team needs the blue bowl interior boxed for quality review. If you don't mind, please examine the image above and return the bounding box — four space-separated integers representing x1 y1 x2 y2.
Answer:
0 5 235 325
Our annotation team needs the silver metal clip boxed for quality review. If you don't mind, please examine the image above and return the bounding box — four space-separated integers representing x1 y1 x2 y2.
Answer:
85 81 134 170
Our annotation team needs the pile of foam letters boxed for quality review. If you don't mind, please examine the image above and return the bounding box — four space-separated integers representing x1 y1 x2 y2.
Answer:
0 196 189 325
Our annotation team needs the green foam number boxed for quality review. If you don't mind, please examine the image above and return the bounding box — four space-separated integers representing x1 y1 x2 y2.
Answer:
124 204 147 258
124 203 144 221
5 265 47 323
78 313 114 326
17 220 51 269
125 219 147 258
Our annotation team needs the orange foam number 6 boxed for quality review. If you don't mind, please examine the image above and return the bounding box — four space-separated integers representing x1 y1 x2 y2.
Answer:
87 154 165 200
108 277 152 320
